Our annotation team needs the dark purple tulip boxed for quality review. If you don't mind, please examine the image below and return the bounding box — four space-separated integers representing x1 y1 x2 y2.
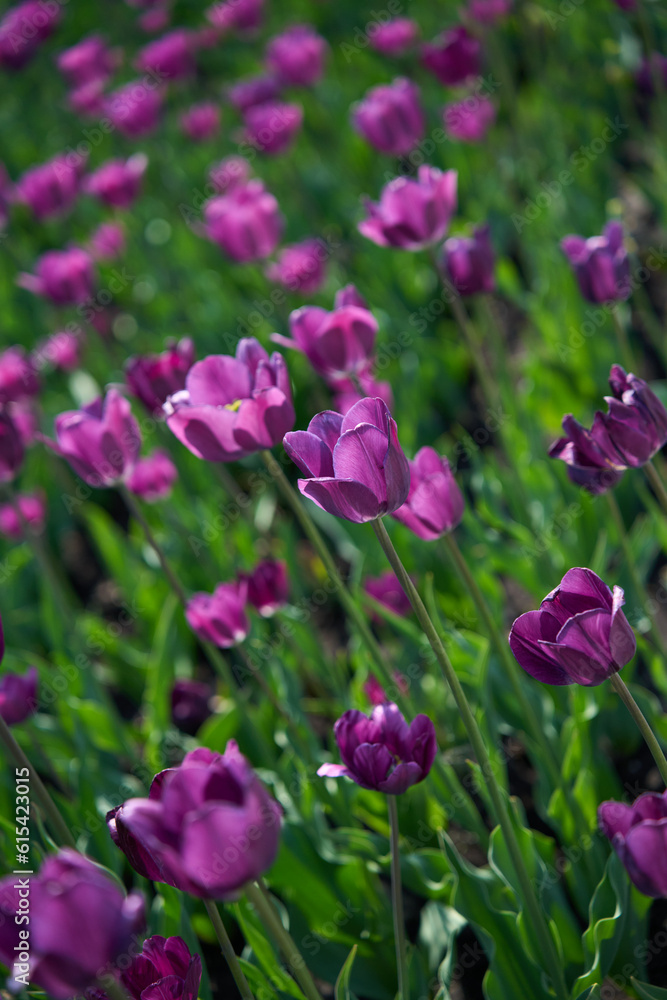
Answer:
636 53 667 96
0 0 60 69
113 936 202 1000
318 703 436 794
209 155 252 194
359 166 458 251
443 224 495 296
171 678 213 734
126 449 177 502
284 398 410 524
135 28 195 79
52 389 141 488
203 180 283 262
422 27 481 86
107 743 282 898
467 0 513 22
17 247 96 306
368 18 419 56
0 666 37 724
0 409 25 482
126 338 195 416
352 78 425 157
0 850 145 1000
364 571 412 619
88 221 126 262
509 567 636 686
165 339 294 463
104 80 164 137
265 25 327 86
186 581 249 648
273 301 377 379
84 154 148 209
444 94 496 143
57 35 115 88
13 154 84 221
392 447 464 540
561 222 630 304
0 492 45 540
599 792 667 897
228 74 281 112
180 102 221 141
242 559 289 616
266 239 328 295
0 347 39 403
548 413 626 494
242 101 303 156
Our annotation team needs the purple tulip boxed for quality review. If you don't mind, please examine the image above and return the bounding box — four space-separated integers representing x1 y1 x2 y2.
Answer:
273 301 377 379
284 398 410 524
392 447 464 540
242 559 289 616
561 221 630 304
228 74 281 112
242 101 303 156
509 567 636 686
0 347 39 403
364 571 412 619
335 284 368 309
69 79 107 117
266 239 328 295
0 850 145 999
135 28 195 79
126 338 195 416
107 743 282 898
0 666 37 724
171 678 214 734
209 155 252 194
636 53 667 96
352 78 425 157
51 389 141 488
368 18 419 56
318 703 436 794
0 409 25 482
467 0 513 23
422 27 481 86
104 80 164 137
17 247 96 306
265 25 327 86
203 180 283 262
444 94 496 143
88 221 126 262
599 792 667 897
186 581 250 647
207 0 264 32
180 102 221 141
57 35 115 88
108 936 202 1000
364 672 408 705
126 449 177 502
84 154 148 209
443 224 495 296
165 339 294 462
549 365 667 492
359 166 458 251
0 0 60 69
0 492 45 540
13 154 84 221
33 330 82 372
329 368 394 416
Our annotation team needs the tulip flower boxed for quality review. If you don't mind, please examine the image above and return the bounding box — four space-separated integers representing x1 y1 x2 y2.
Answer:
104 80 164 137
13 154 84 221
444 94 496 143
0 347 39 403
329 368 394 415
165 339 294 462
180 102 221 141
135 28 195 79
422 27 481 85
186 581 249 647
364 571 412 618
0 666 37 724
442 224 495 296
509 567 636 686
242 101 303 155
284 398 410 523
0 409 25 482
599 792 667 897
561 221 630 304
368 18 419 56
88 221 126 261
636 53 667 95
51 389 141 488
318 702 437 794
0 0 60 69
266 239 328 295
126 449 177 502
203 180 283 262
335 284 368 309
467 0 513 22
227 74 281 111
126 337 195 415
108 743 282 898
0 850 145 999
352 78 425 157
69 79 107 117
364 672 408 705
56 34 115 88
84 154 148 209
392 447 464 540
104 936 202 1000
34 330 81 372
0 492 45 540
207 0 264 32
242 559 289 616
266 25 327 86
171 678 214 734
17 247 96 306
273 301 377 379
359 166 458 251
209 155 252 193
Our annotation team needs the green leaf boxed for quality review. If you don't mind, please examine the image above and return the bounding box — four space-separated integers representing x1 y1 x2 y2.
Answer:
233 896 307 1000
632 980 667 1000
571 853 629 996
335 945 358 1000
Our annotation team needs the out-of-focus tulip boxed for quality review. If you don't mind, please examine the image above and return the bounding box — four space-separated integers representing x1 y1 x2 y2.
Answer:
0 1 60 69
0 493 45 540
228 74 281 112
242 559 289 616
135 28 195 79
442 224 495 296
57 34 115 88
273 300 377 379
171 678 214 734
0 666 38 723
242 101 303 155
51 389 141 487
180 102 221 141
0 409 25 482
599 791 667 897
203 180 283 262
84 154 148 209
126 338 195 416
104 80 164 137
126 449 177 502
208 155 251 194
364 571 412 618
444 93 496 142
266 25 327 86
392 447 464 540
0 347 39 403
352 78 425 156
33 330 82 372
13 154 84 220
87 221 126 262
186 582 250 648
17 247 96 306
330 369 394 415
359 166 458 251
206 0 264 33
266 239 328 295
422 27 481 85
368 18 419 56
561 221 630 304
467 0 513 23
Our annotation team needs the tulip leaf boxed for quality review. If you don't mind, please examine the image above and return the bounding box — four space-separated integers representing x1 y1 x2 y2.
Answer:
233 896 308 1000
631 980 667 999
571 853 629 996
335 944 358 1000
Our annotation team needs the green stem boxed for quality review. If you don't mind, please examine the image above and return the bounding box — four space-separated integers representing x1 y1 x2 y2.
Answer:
645 460 667 516
0 713 75 848
203 898 256 1000
388 797 409 1000
610 673 667 785
100 978 134 1000
371 518 569 1000
610 309 635 373
245 879 324 1000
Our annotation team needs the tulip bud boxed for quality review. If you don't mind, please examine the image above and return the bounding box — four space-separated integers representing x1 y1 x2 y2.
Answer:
392 447 464 540
0 666 38 724
352 78 425 156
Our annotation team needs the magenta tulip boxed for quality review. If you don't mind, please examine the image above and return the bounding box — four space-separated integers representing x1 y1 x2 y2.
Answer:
242 101 303 155
364 571 412 619
242 559 289 616
171 678 213 734
135 28 195 79
467 0 512 22
444 94 496 142
113 936 202 1000
422 27 481 85
186 582 249 647
18 247 96 306
352 78 425 156
266 25 327 86
0 410 25 482
51 389 141 487
126 337 195 416
442 224 495 296
84 154 148 209
0 492 45 540
392 447 464 539
227 74 281 112
126 449 177 502
0 1 60 69
599 792 667 897
180 102 221 141
88 221 126 262
368 18 419 56
266 239 328 295
359 166 458 251
273 301 377 379
104 80 163 137
561 221 630 304
33 330 82 372
0 347 39 403
57 35 115 88
13 154 83 220
203 180 283 262
0 666 37 724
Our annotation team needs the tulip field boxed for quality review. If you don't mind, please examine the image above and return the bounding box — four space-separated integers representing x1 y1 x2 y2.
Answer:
3 0 667 998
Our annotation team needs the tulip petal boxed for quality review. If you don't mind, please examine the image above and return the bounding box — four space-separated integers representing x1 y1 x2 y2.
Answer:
609 585 636 667
333 423 390 504
186 356 252 407
621 820 667 897
378 761 422 794
351 742 393 789
233 387 295 451
508 610 570 684
299 477 382 522
283 431 335 477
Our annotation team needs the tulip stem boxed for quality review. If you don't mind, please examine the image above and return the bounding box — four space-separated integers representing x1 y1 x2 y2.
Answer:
371 518 569 1000
388 796 409 1000
203 898 256 1000
0 712 75 848
610 673 667 784
645 460 667 516
610 309 635 372
99 978 134 1000
245 880 324 1000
